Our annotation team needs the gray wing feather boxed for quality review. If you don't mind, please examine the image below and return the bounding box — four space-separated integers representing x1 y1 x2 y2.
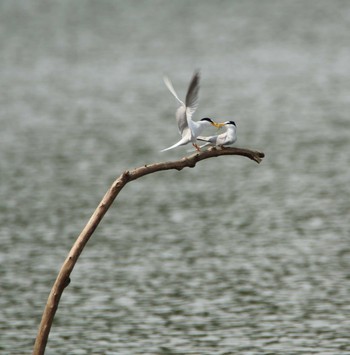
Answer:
164 76 188 136
162 71 201 151
163 76 184 105
175 106 188 136
185 72 200 113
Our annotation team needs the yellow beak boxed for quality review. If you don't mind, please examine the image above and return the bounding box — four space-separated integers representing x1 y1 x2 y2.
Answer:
212 122 225 128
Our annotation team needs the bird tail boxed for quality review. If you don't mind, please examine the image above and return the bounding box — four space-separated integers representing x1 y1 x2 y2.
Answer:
197 135 214 142
199 143 210 149
196 135 216 149
160 137 188 152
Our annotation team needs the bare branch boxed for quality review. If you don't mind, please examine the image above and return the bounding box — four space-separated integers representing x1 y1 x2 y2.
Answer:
33 146 264 355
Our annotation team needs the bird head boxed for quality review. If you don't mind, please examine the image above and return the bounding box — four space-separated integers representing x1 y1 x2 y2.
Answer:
224 120 236 126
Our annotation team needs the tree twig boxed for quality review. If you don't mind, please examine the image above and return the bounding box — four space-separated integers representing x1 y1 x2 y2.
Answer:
32 146 264 355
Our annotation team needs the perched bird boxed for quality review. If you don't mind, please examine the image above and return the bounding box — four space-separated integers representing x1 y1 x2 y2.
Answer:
197 120 237 148
161 71 221 152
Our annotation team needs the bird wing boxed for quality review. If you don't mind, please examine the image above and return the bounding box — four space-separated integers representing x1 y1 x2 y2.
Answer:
164 76 188 136
185 72 200 134
175 106 189 136
216 132 228 145
163 76 184 106
163 72 200 148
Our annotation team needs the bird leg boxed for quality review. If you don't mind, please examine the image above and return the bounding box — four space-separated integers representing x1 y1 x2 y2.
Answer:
193 143 201 152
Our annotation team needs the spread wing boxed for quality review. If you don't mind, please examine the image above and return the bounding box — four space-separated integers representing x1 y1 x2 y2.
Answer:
175 106 189 136
185 72 200 134
164 76 188 136
164 72 200 138
163 76 184 105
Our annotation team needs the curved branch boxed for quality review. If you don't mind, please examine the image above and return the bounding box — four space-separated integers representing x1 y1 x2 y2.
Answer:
32 146 264 355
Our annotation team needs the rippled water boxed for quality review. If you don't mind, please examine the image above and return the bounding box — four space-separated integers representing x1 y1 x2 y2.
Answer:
1 1 350 354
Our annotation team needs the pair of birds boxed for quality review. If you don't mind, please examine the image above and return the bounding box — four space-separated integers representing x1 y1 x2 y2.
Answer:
161 71 237 152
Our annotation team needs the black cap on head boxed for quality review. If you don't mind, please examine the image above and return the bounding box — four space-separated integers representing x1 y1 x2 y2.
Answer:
200 117 214 123
225 120 236 126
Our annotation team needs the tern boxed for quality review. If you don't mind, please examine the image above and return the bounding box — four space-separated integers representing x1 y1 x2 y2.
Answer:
197 120 237 148
161 72 222 152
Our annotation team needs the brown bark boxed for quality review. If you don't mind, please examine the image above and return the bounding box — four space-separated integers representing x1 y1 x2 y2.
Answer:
33 146 264 354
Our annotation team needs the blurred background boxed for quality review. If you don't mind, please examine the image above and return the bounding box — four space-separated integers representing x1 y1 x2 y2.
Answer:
0 1 349 354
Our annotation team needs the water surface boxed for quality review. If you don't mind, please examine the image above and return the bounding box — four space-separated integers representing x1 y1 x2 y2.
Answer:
1 1 350 354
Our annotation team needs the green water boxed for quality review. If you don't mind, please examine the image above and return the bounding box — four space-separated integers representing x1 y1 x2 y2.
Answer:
1 1 350 354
